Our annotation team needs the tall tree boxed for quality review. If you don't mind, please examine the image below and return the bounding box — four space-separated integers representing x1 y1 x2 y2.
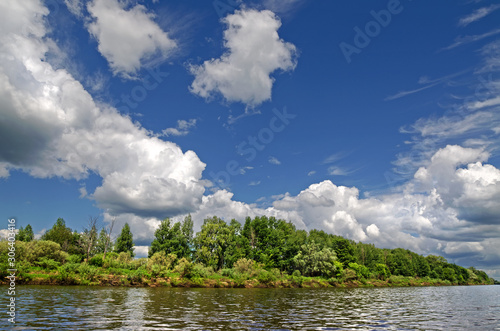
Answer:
16 224 34 242
102 218 115 260
80 216 99 261
194 216 232 270
181 214 194 258
115 223 135 257
149 218 187 258
41 218 82 255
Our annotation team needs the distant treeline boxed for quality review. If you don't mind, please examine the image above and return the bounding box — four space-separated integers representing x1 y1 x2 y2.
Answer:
0 216 494 287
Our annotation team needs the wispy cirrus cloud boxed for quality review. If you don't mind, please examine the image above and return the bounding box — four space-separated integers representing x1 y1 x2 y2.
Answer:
458 4 500 27
440 28 500 51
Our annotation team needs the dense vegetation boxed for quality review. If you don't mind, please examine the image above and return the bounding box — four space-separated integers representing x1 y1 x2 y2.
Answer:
1 216 495 288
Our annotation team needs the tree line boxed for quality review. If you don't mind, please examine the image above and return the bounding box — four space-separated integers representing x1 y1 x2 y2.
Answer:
8 215 493 285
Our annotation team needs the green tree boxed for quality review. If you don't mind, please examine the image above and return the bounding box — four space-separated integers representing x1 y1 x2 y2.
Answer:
194 216 232 270
181 215 194 259
330 236 356 266
95 228 113 255
80 216 99 261
293 242 338 278
16 224 34 242
149 218 189 258
115 223 135 257
41 218 82 255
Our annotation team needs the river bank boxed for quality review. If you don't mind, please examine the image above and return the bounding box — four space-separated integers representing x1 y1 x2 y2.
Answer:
2 269 493 288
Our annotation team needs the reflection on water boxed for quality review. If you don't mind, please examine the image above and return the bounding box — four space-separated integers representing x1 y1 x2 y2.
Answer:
2 285 500 330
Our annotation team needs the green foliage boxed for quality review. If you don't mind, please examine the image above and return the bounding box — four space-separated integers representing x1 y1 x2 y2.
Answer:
89 254 104 267
256 269 277 284
67 254 83 264
374 263 391 280
2 214 494 287
173 257 194 278
147 251 177 271
77 263 99 281
115 223 135 257
95 228 113 255
190 263 214 279
233 258 259 276
331 236 356 266
194 216 232 270
342 268 357 281
35 257 61 270
41 218 82 255
0 240 68 264
348 263 370 279
149 218 190 259
16 224 34 242
293 242 338 278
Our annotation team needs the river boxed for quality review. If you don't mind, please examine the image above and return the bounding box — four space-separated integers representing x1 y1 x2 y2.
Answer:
2 285 500 330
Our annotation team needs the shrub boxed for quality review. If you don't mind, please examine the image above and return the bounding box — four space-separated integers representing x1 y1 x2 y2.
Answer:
147 252 177 271
127 269 148 283
35 257 61 270
233 258 260 278
292 270 301 277
257 270 277 284
220 268 235 278
348 263 370 279
0 240 69 264
77 263 99 281
89 254 104 267
190 263 214 278
342 268 357 281
67 254 83 264
374 263 391 280
174 258 193 278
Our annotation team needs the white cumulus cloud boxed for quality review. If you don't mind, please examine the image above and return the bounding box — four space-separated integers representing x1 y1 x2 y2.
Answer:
0 0 205 220
189 9 297 107
86 0 176 78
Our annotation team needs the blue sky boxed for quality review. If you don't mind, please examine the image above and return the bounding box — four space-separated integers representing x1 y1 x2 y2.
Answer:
1 0 500 277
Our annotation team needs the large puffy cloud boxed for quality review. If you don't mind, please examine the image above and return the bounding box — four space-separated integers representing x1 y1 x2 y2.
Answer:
189 9 297 107
86 0 176 78
0 0 205 218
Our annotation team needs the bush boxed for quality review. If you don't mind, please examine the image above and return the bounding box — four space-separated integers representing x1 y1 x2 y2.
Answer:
147 252 177 271
233 258 259 278
67 254 83 264
190 263 214 278
127 269 149 283
0 240 69 264
35 257 61 270
117 251 133 263
89 254 104 267
374 263 390 280
220 268 235 278
77 263 99 281
342 268 357 281
174 258 193 278
257 270 277 284
292 270 301 278
348 263 370 279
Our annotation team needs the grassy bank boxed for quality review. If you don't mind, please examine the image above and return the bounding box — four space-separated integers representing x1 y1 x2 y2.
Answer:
2 259 493 289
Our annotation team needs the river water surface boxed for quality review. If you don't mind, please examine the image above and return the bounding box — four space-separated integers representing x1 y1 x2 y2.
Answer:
2 285 500 330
